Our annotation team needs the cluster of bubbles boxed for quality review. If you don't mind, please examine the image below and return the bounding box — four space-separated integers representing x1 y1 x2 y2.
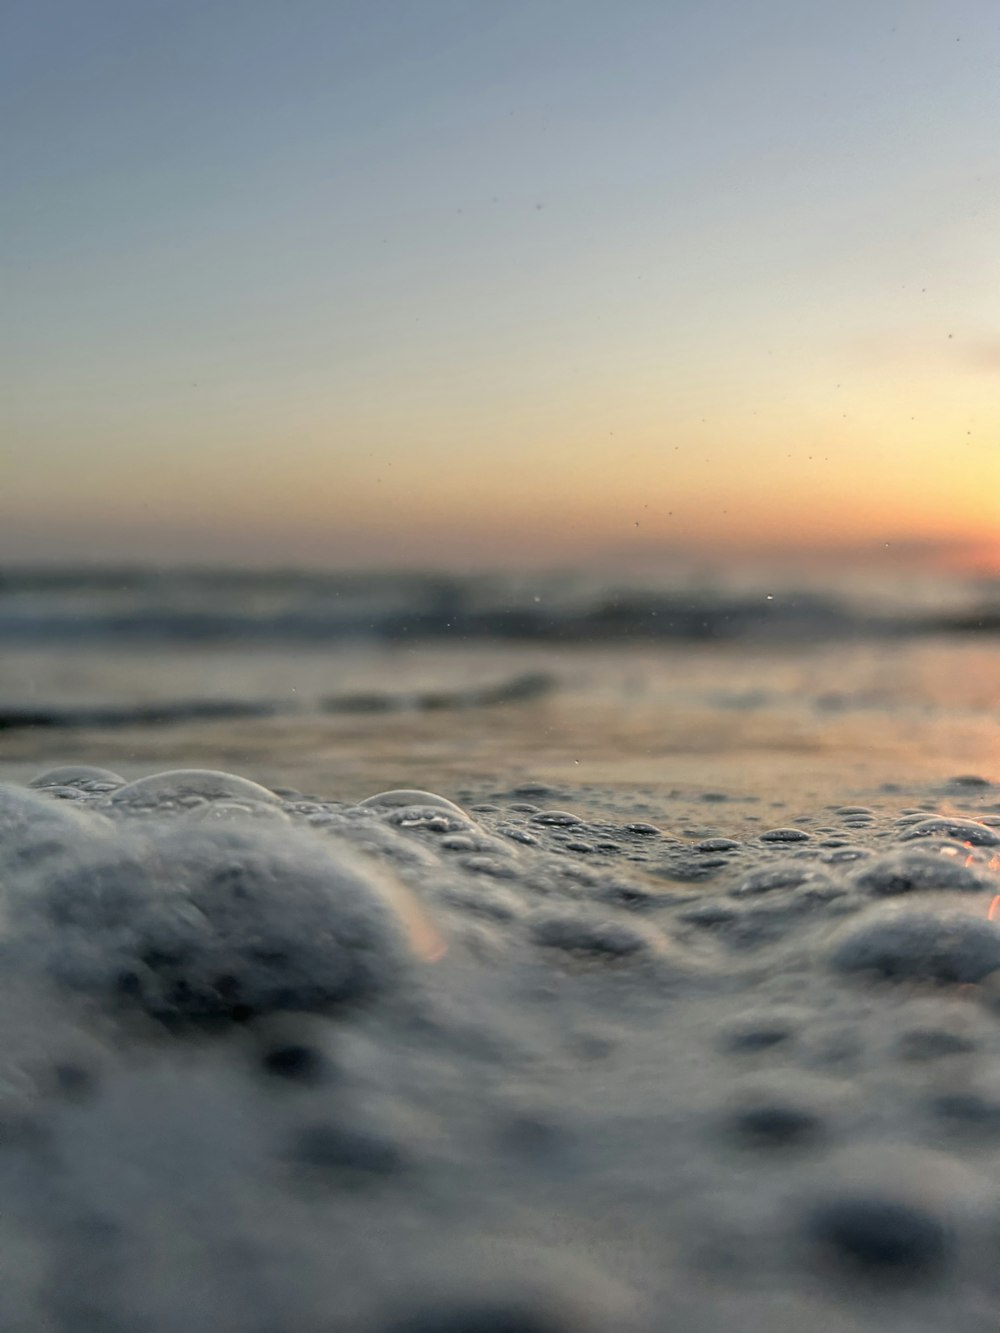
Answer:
1 764 1000 1330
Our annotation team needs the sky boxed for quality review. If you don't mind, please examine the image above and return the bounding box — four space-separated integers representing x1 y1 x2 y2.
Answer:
3 0 1000 572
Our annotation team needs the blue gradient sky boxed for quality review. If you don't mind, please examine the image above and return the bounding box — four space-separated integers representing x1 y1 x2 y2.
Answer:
4 0 999 568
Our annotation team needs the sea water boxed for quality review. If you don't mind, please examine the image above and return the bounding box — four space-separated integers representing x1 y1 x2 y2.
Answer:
0 567 999 1330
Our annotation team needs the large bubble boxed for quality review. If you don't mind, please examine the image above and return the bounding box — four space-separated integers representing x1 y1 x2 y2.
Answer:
28 765 126 789
105 769 282 816
358 789 467 815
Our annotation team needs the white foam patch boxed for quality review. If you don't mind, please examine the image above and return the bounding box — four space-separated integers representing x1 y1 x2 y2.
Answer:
0 772 999 1329
4 819 429 1021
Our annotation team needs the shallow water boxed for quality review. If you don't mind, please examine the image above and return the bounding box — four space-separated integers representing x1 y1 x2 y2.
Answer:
2 637 998 806
0 635 999 1329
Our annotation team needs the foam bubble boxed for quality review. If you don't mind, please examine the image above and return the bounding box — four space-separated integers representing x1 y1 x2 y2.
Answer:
358 789 467 815
186 800 291 826
852 848 996 897
720 1009 806 1052
106 768 282 815
731 864 833 897
898 817 1000 848
806 1194 951 1279
723 1077 835 1148
288 1115 408 1182
799 1146 979 1283
528 910 665 958
829 904 1000 983
382 807 474 834
28 765 125 788
250 1013 333 1083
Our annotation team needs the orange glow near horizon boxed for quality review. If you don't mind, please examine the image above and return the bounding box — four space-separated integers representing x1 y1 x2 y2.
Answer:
9 293 1000 566
7 381 998 572
947 541 1000 578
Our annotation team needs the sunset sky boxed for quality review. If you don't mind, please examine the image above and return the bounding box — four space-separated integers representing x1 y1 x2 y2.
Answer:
4 0 999 571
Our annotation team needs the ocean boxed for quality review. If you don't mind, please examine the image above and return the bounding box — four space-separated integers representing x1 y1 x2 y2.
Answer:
2 564 999 803
1 565 1000 1331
